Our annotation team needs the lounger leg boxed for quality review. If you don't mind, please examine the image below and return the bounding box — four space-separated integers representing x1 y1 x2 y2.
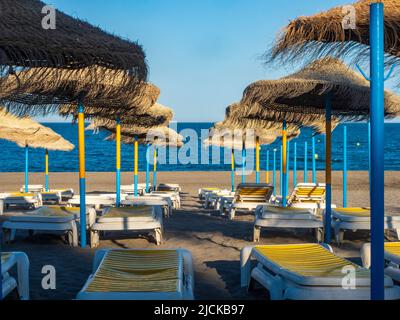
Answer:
16 252 30 300
316 228 324 243
240 246 254 288
90 230 99 248
253 226 261 243
396 229 400 241
10 229 17 241
155 228 163 245
70 221 78 247
180 249 195 300
229 208 236 220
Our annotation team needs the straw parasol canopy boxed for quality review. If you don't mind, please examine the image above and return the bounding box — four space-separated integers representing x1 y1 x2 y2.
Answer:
1 68 159 116
268 0 400 69
106 127 184 147
0 0 147 75
84 103 174 130
204 119 298 150
241 58 400 123
0 0 148 115
0 107 74 151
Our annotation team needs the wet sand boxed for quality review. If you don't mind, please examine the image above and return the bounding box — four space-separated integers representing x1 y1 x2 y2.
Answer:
1 171 399 300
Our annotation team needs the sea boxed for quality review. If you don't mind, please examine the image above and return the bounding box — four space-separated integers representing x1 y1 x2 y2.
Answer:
0 122 398 173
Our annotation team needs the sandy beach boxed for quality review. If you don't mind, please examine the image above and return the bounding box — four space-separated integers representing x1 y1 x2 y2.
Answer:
1 170 399 300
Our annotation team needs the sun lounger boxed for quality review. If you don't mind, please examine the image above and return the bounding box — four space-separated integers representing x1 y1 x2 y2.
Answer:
0 192 42 211
50 188 74 201
331 208 400 244
40 191 62 204
204 190 234 209
89 206 164 247
275 183 326 209
225 183 274 220
122 195 172 217
2 206 81 247
241 243 400 300
76 248 194 300
1 252 30 300
19 185 44 193
198 187 220 200
151 191 181 209
67 195 115 210
157 183 182 193
253 205 324 242
120 184 146 195
361 242 400 282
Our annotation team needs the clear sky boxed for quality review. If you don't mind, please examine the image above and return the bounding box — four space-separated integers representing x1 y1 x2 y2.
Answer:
38 0 378 123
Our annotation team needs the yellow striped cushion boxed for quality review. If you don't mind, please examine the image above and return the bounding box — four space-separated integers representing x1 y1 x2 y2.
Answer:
8 192 35 197
254 244 369 278
334 208 370 217
105 206 153 218
385 242 400 257
1 253 11 264
296 187 325 197
86 250 179 293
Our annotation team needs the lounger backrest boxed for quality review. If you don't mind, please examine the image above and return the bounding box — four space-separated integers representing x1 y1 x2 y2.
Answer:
291 186 326 203
235 184 273 202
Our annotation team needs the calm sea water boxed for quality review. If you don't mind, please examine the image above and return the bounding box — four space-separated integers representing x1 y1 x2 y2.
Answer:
0 122 399 172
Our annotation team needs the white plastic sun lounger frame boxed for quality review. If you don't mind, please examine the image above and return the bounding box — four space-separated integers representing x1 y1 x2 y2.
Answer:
120 184 146 195
2 252 30 300
89 206 164 247
2 213 79 247
19 185 44 193
361 243 400 282
253 205 324 243
76 248 194 300
331 209 400 245
241 244 400 300
123 196 172 218
203 190 234 210
1 193 42 211
157 183 182 193
227 185 274 220
40 191 62 205
198 188 221 201
67 195 115 210
151 191 181 209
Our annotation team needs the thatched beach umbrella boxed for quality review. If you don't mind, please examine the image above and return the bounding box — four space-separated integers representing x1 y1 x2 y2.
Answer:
104 127 183 197
267 1 396 299
205 117 291 192
0 0 149 248
0 107 74 192
268 0 400 74
87 104 177 203
241 58 400 254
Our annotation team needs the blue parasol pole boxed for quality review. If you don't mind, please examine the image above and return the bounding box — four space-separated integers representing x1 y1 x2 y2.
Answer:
312 136 316 183
370 2 385 300
368 120 371 184
24 145 29 192
286 140 290 198
45 149 49 192
304 141 308 183
77 103 86 247
231 148 235 192
255 137 260 183
134 136 139 197
242 142 246 183
146 144 150 193
324 93 332 244
266 149 270 184
343 125 347 207
293 142 297 187
273 149 277 195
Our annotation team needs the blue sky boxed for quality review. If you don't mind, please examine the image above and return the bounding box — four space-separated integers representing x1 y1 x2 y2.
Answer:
38 0 380 122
